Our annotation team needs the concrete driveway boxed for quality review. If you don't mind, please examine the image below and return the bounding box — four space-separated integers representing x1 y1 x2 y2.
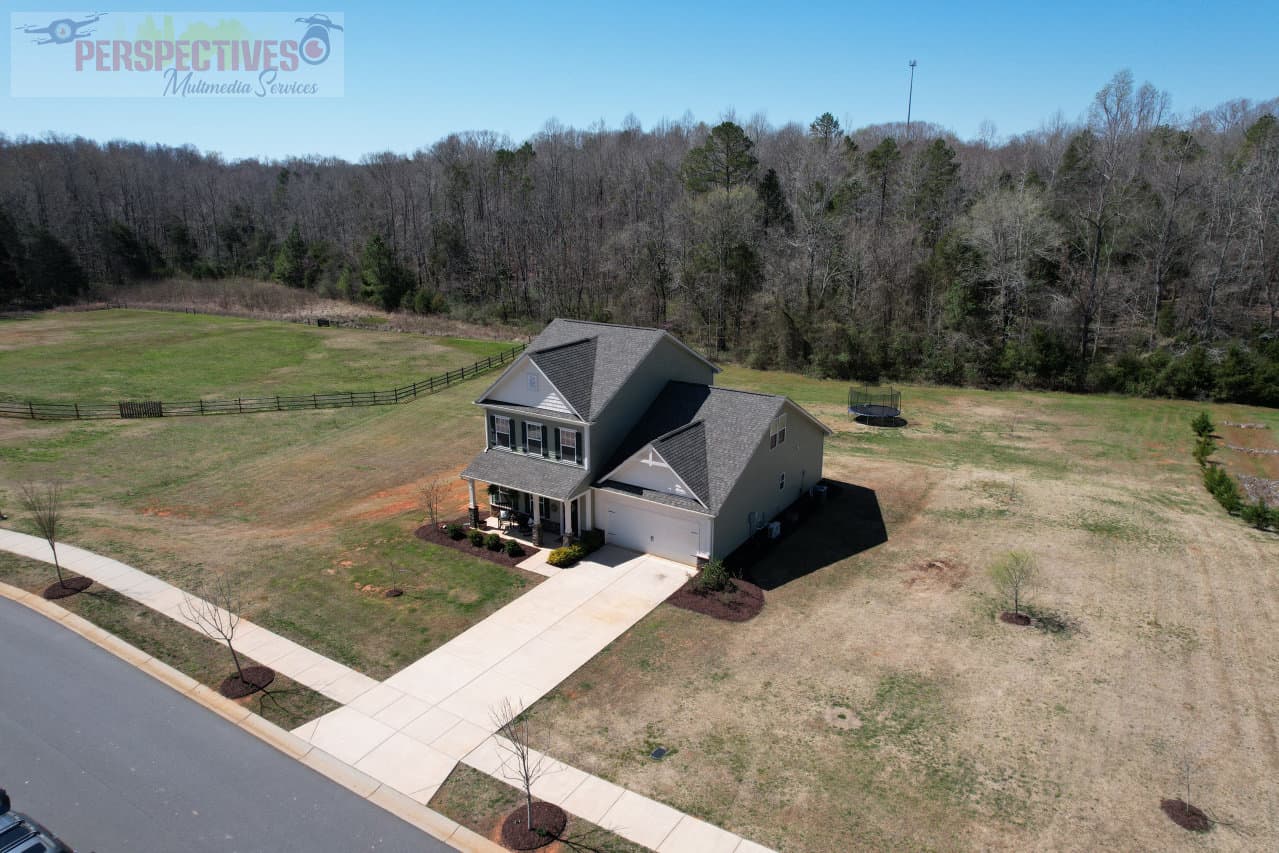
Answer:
293 546 692 803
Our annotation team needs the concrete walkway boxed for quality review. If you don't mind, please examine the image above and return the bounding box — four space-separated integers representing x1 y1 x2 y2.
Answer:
0 529 379 705
292 547 690 803
1 531 775 852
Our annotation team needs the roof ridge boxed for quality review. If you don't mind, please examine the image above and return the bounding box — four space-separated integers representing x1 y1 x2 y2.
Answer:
548 318 666 333
652 419 705 444
666 380 788 403
530 335 597 355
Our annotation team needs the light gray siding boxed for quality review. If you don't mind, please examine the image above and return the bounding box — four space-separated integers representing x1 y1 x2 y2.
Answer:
711 401 826 559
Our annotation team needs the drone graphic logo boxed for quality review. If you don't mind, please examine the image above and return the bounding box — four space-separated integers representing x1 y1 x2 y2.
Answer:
14 12 106 46
296 13 342 65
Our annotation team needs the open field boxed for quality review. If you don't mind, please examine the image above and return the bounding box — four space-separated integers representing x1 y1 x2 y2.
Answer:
0 310 536 681
3 309 1278 850
521 366 1279 851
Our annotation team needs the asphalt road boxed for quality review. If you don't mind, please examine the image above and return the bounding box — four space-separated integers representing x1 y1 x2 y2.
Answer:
0 595 455 853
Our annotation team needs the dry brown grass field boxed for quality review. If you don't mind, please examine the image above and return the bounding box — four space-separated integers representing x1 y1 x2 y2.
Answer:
2 310 1277 850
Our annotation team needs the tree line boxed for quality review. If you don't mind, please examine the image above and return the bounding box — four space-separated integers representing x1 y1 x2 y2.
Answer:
1 70 1277 404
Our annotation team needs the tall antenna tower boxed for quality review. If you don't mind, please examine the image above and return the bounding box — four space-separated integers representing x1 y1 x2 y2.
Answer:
906 59 918 142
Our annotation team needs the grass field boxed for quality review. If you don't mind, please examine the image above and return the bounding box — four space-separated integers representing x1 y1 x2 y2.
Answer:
3 309 1278 850
0 310 535 681
519 366 1279 851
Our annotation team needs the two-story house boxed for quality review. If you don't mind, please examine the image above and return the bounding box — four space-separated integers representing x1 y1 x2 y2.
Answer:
460 319 831 566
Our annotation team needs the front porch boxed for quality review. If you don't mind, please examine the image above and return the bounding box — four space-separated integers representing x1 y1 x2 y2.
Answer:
464 478 590 548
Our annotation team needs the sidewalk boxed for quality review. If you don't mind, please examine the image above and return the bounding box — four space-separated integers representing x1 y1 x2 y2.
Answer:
0 529 379 704
1 531 776 852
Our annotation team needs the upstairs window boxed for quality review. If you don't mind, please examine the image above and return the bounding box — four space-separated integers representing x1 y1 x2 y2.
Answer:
559 429 579 464
769 413 787 449
525 423 543 456
493 415 512 449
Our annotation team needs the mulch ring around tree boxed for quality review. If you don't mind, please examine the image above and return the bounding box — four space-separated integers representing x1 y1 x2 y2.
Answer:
667 577 765 622
501 802 568 851
415 518 530 569
1161 798 1213 833
42 575 93 600
219 665 276 699
999 611 1032 626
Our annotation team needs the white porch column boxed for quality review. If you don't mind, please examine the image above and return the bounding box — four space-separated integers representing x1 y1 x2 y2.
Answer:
562 499 573 539
466 478 479 527
583 492 593 531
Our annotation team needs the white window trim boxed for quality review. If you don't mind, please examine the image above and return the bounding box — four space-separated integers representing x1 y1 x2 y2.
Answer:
560 429 578 463
526 422 543 455
494 415 512 448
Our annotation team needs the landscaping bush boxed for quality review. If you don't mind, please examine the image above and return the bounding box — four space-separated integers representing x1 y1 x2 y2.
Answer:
695 559 734 593
547 543 587 568
1191 411 1215 438
1192 435 1216 468
504 539 525 558
446 523 465 541
1203 466 1242 514
485 532 503 551
468 528 486 547
580 529 605 553
1241 498 1275 530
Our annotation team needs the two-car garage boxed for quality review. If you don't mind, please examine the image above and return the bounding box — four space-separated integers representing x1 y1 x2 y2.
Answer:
595 490 708 567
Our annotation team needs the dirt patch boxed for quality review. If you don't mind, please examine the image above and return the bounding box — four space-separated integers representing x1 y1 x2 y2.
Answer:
415 518 531 569
42 575 93 599
903 558 968 592
1219 425 1279 479
501 802 567 850
1160 798 1212 833
666 578 765 622
824 706 863 730
219 665 276 699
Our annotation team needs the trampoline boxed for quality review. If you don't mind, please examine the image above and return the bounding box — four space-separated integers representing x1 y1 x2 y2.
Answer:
848 386 903 426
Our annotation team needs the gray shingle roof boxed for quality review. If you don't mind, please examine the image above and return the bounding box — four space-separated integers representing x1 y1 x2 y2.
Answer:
461 450 589 501
528 337 596 417
594 480 708 514
522 319 711 421
599 382 786 514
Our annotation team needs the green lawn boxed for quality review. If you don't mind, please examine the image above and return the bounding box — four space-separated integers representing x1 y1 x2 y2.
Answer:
0 309 516 401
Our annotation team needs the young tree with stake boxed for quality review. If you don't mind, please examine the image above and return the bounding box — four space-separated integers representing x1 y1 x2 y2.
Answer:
990 550 1038 619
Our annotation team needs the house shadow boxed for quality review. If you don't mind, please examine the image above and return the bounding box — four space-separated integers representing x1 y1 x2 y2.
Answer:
733 480 887 591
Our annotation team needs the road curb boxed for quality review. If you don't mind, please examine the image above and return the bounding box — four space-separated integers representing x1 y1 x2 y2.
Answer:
0 580 503 853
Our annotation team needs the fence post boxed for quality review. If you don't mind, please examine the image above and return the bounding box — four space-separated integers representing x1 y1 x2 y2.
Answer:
349 391 355 407
312 394 318 409
74 403 80 419
199 400 205 415
237 398 243 414
28 401 35 419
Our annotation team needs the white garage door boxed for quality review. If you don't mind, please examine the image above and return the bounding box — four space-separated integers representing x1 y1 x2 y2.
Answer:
600 496 703 566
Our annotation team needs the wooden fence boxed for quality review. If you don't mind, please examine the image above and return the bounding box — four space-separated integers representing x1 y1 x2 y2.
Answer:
0 344 526 421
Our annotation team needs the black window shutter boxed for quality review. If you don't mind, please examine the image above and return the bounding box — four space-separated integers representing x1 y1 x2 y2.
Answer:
553 427 560 459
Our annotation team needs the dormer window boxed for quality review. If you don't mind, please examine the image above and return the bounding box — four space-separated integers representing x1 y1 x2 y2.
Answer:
769 413 787 449
493 415 512 449
560 429 578 464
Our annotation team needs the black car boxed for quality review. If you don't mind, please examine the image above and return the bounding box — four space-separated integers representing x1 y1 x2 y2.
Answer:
0 811 73 853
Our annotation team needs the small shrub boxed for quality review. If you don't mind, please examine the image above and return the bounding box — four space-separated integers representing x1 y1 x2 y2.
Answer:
1192 435 1216 467
485 532 503 551
1241 498 1275 530
468 528 486 547
446 523 465 541
1190 411 1215 438
504 539 525 558
1202 466 1242 514
547 543 587 568
695 559 734 593
580 529 605 553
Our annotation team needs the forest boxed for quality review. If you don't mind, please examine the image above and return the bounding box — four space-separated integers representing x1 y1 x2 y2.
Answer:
1 70 1277 404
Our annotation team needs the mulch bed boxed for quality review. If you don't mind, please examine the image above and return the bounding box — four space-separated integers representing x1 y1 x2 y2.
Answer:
999 611 1032 626
667 577 765 622
219 665 276 699
42 575 93 600
1161 798 1212 832
415 517 532 569
500 802 567 850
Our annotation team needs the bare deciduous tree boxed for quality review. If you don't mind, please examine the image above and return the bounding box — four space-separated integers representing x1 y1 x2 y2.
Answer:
20 482 68 589
490 699 547 829
989 550 1038 617
179 573 247 683
420 478 450 529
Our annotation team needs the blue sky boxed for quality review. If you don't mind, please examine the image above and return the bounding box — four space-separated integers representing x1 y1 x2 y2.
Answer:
2 1 1277 161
